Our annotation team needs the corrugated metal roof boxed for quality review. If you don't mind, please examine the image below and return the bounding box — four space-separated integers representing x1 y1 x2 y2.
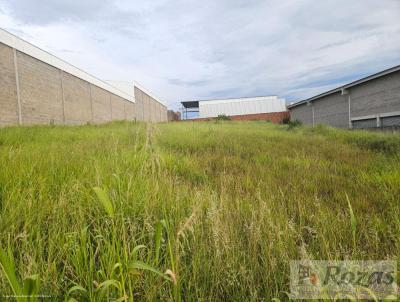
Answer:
181 101 199 109
288 65 400 108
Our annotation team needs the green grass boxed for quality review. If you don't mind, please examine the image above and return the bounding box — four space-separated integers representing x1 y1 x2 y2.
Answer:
0 121 399 301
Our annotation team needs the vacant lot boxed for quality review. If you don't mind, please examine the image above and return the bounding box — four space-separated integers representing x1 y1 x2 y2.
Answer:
0 121 399 301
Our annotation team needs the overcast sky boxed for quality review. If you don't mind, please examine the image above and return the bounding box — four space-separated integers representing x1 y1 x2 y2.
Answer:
1 0 399 110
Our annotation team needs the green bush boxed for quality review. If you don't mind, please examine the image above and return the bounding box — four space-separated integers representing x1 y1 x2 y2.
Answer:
303 124 400 155
287 119 302 130
281 115 291 124
347 135 400 155
215 114 231 121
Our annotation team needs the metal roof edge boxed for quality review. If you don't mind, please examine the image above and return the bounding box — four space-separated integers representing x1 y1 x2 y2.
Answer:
133 81 167 107
287 64 400 109
194 95 278 103
0 28 135 103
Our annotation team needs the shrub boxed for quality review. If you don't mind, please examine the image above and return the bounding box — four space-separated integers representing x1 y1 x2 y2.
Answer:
215 114 231 122
287 119 302 130
281 115 291 124
347 135 400 155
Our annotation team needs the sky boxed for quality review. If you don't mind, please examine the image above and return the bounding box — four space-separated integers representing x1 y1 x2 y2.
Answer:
1 0 399 110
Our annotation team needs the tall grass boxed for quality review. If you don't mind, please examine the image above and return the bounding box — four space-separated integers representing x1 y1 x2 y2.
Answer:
0 121 399 301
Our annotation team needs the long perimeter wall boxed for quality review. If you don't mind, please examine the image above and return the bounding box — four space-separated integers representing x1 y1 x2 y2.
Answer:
134 86 168 123
0 41 167 126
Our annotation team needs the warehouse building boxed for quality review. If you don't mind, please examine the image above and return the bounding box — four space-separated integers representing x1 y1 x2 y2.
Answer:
288 65 400 129
181 96 288 122
0 28 167 126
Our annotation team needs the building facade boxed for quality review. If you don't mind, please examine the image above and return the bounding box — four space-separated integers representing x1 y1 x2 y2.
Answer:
199 96 286 118
288 66 400 129
181 96 288 122
0 28 167 127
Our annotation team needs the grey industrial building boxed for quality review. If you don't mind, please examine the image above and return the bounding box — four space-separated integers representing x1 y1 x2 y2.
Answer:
288 65 400 129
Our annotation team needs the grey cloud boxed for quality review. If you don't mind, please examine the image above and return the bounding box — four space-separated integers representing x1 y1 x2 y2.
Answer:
2 0 115 24
168 79 210 87
205 88 242 100
284 51 400 101
1 0 399 108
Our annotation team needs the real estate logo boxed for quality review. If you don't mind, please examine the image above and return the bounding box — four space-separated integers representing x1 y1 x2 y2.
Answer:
290 260 397 300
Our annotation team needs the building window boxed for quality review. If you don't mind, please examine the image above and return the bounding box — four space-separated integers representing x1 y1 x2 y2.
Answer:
352 118 377 129
381 115 400 127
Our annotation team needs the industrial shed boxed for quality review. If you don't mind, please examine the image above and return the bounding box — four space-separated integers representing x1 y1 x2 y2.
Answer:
288 65 400 129
0 28 167 126
181 96 288 122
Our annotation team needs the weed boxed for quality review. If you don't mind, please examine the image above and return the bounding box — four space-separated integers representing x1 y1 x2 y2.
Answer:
0 246 40 302
346 194 357 250
0 121 398 301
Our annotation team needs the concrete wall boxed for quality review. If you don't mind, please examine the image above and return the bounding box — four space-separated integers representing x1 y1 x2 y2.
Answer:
0 43 19 126
133 87 145 121
291 92 350 128
289 70 400 128
290 103 313 125
0 42 168 126
350 71 400 118
313 92 349 128
134 86 167 123
91 85 112 124
111 95 126 121
63 71 92 124
125 100 135 121
18 50 64 125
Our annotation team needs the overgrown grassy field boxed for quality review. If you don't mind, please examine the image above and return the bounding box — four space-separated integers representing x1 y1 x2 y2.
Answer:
0 121 399 301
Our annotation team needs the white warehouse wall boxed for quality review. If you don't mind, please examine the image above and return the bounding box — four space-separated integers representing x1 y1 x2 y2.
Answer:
199 96 286 118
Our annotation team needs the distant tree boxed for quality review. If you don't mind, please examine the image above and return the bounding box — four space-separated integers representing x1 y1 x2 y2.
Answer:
216 114 231 121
